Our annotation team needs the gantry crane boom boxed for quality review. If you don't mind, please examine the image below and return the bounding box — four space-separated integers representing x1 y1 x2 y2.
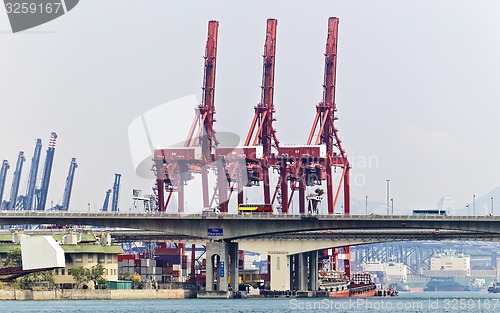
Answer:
111 173 121 212
36 132 57 211
244 18 279 205
155 21 219 213
195 20 219 208
102 189 111 212
8 152 25 210
61 158 78 211
306 17 351 278
0 160 10 209
306 17 350 215
24 139 42 211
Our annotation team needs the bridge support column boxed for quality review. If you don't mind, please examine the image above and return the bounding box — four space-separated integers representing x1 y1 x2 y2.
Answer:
309 251 318 291
205 241 230 291
229 242 239 292
270 253 291 291
298 253 308 291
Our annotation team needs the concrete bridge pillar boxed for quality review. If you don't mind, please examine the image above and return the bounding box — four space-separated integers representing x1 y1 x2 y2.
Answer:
269 253 291 291
297 253 308 291
228 242 239 292
309 251 318 291
205 241 238 292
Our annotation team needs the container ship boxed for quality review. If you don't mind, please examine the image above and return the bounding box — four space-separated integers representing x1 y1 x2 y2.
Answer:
423 276 471 292
423 250 477 292
362 260 412 291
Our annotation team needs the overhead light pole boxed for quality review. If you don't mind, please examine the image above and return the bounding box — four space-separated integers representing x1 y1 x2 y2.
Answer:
386 179 390 216
473 194 476 216
365 195 368 215
491 197 494 215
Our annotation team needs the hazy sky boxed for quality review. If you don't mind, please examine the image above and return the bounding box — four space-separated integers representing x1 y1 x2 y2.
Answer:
0 0 499 214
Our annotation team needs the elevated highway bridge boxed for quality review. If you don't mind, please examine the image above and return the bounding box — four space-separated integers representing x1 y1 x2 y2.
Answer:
2 212 499 291
0 212 499 240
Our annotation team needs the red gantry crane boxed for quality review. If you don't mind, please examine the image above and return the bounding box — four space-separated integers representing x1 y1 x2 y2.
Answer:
154 20 219 212
307 17 351 277
244 18 279 207
212 19 280 213
307 17 350 216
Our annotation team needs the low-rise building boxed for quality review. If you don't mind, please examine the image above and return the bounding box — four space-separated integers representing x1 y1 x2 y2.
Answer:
0 230 124 288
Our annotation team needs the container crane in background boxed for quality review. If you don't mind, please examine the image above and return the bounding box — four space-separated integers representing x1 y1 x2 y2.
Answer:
101 189 112 212
154 20 219 212
7 151 26 210
35 132 57 211
0 160 10 209
60 158 77 211
22 139 42 211
111 173 121 212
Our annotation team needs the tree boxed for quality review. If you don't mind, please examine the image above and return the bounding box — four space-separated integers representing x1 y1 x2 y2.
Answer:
118 272 143 288
68 266 88 289
4 248 22 267
118 271 134 281
87 264 106 289
17 270 55 290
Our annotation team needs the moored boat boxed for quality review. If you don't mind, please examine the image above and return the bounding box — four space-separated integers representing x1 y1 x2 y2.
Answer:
487 281 500 293
319 270 350 297
349 272 377 297
466 278 485 291
319 271 377 297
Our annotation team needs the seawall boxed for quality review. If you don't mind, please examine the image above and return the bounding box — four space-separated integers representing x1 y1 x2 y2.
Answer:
0 289 196 300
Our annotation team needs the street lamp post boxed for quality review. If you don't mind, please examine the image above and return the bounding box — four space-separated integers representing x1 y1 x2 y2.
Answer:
466 204 470 216
391 198 394 215
386 179 390 215
491 197 494 215
365 195 368 215
473 194 476 216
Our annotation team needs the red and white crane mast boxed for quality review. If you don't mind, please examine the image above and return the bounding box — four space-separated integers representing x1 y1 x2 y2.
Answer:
155 21 219 212
307 17 351 277
244 18 279 206
307 17 350 215
186 20 219 209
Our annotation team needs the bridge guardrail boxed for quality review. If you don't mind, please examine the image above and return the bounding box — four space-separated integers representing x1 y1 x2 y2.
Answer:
0 211 498 220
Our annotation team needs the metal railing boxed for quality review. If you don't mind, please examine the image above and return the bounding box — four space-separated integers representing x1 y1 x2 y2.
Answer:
0 211 499 220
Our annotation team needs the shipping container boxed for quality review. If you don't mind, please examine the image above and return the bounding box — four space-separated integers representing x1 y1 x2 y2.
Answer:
118 254 136 262
155 247 181 255
107 280 133 290
155 255 181 264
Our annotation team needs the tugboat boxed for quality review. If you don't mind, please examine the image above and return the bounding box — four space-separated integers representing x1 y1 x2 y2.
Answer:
488 281 500 293
466 278 485 291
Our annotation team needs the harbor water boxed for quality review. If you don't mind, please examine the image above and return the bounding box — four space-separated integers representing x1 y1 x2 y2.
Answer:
1 291 500 312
